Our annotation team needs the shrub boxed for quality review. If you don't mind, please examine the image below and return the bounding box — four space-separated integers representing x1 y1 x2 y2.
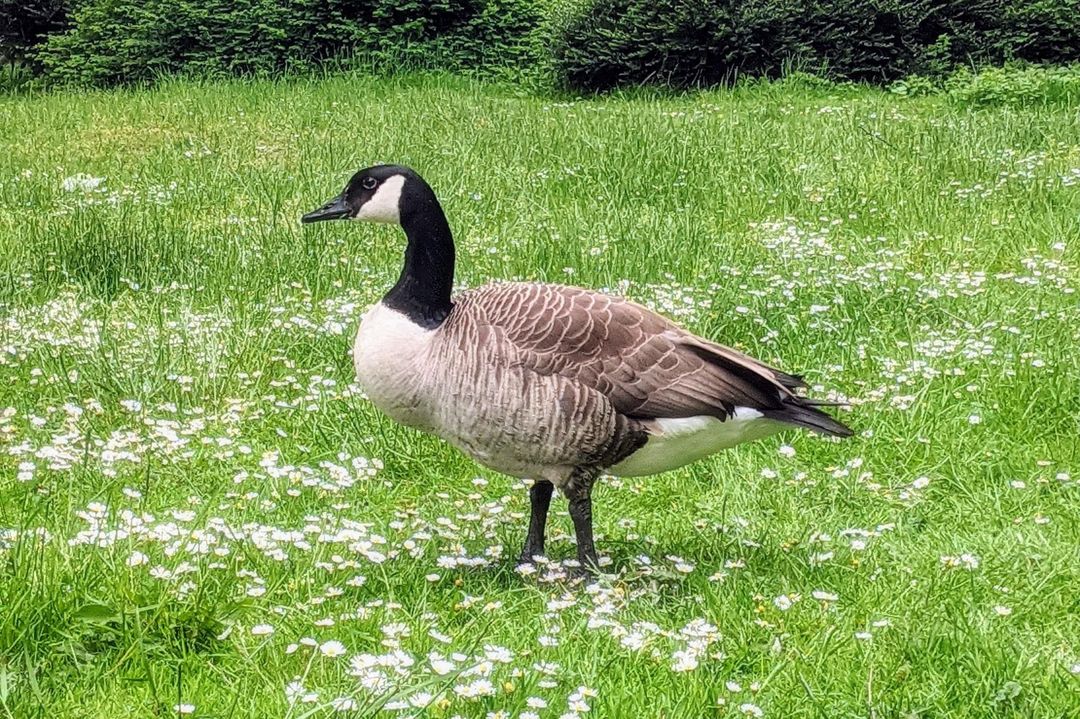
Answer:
1001 0 1080 64
887 74 939 98
36 0 547 86
553 0 917 91
889 64 1080 105
0 0 70 68
552 0 1080 92
943 64 1080 106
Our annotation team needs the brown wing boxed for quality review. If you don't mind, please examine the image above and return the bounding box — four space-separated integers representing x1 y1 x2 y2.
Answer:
451 282 808 421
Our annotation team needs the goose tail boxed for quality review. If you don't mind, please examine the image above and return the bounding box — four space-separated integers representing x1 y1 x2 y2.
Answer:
763 400 853 438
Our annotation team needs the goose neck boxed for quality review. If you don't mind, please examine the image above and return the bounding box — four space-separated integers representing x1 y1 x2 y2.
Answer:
383 196 455 328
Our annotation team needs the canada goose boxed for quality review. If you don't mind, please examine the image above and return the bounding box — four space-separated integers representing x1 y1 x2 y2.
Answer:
302 165 852 575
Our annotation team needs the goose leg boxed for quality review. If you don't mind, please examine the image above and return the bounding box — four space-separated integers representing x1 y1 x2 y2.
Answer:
519 480 553 564
564 470 599 575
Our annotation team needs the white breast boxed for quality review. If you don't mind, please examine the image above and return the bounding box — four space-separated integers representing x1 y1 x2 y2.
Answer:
610 409 781 477
352 302 436 428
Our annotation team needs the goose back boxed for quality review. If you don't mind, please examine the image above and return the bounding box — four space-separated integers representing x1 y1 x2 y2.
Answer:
446 282 815 422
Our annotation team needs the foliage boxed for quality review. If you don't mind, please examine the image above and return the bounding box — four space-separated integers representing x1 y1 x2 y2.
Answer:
1002 0 1080 63
943 64 1080 106
36 0 547 86
0 0 69 67
551 0 1080 91
889 64 1080 105
10 0 1080 90
887 73 941 98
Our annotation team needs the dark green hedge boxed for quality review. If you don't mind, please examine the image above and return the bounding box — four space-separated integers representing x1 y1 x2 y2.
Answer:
1 0 69 67
7 0 1080 89
34 0 546 86
552 0 1080 91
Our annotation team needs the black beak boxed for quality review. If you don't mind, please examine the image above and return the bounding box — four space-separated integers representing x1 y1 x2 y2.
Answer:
301 193 350 224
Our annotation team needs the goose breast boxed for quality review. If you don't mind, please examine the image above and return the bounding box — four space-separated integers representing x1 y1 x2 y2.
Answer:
352 302 439 431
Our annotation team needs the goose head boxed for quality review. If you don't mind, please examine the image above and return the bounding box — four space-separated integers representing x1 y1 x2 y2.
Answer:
302 165 456 327
301 164 420 225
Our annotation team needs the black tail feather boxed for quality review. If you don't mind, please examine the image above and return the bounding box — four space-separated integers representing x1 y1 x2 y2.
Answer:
763 401 853 438
774 371 806 390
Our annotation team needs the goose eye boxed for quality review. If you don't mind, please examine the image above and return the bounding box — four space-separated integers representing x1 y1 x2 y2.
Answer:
361 177 378 191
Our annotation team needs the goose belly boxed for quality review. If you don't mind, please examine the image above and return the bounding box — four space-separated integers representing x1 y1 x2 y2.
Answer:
610 409 781 477
424 382 567 481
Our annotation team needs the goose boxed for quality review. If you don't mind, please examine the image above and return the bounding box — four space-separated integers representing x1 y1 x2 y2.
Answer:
302 165 852 575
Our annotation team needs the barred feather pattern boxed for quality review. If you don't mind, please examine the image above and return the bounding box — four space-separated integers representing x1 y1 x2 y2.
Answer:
352 281 849 487
444 282 803 417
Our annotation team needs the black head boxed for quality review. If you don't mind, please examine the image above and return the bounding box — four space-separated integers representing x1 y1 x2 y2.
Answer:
303 164 454 327
301 165 419 225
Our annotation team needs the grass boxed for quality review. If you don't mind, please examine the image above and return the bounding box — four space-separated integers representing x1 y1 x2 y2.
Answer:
0 72 1079 718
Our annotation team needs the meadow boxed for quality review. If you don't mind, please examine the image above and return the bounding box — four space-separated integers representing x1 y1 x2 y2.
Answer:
0 74 1078 717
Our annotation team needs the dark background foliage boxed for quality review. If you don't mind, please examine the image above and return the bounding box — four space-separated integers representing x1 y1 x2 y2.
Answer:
28 0 546 86
1 0 68 66
553 0 1080 90
2 0 1079 89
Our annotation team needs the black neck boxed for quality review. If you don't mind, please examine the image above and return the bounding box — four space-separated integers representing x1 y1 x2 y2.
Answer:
382 183 455 328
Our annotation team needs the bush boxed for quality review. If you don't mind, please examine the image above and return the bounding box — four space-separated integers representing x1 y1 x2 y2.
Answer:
0 0 70 68
14 0 1080 90
887 74 939 98
36 0 547 86
552 0 1080 92
943 64 1080 106
1002 0 1080 64
889 64 1080 105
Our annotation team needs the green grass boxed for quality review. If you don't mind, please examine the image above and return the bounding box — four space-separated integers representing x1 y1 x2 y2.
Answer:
1 73 1079 718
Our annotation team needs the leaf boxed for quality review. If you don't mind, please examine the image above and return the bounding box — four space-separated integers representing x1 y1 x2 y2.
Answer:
73 602 120 623
992 680 1022 705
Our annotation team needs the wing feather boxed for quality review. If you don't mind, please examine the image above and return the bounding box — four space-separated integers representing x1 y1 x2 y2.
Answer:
448 282 850 436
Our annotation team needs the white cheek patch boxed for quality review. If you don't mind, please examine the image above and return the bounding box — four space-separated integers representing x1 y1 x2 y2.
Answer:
355 174 405 224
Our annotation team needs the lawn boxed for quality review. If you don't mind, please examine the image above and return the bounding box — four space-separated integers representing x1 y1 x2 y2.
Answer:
0 74 1078 718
